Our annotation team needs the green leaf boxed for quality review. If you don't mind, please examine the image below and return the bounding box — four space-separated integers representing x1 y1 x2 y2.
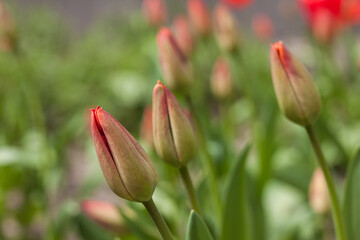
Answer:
186 210 214 240
222 145 251 240
343 148 360 240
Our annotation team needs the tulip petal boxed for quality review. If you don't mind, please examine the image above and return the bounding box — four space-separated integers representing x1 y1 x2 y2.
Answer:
96 108 158 202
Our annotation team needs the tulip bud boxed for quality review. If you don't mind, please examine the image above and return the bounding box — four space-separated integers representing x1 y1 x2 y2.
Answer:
211 57 232 99
270 41 322 126
91 106 158 202
187 0 211 37
140 105 154 148
152 81 196 168
142 0 167 27
81 200 130 235
309 168 331 214
213 4 239 52
252 14 274 41
173 15 194 57
0 0 17 52
157 28 193 91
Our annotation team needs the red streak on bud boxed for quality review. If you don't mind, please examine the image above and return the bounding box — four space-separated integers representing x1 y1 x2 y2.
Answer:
272 41 295 78
91 106 112 158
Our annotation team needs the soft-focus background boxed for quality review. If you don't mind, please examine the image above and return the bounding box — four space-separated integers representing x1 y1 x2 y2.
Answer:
1 0 360 240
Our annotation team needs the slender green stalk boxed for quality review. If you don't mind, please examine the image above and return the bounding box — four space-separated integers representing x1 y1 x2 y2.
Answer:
143 199 174 240
305 125 346 240
185 96 223 221
179 166 201 214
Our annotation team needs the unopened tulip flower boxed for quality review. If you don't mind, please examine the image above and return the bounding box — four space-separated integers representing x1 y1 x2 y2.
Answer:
252 14 274 41
173 15 193 57
0 0 17 52
152 81 196 168
157 28 193 91
211 57 232 99
213 4 239 52
187 0 211 37
309 168 331 214
142 0 167 27
270 41 322 126
81 200 130 235
140 105 154 148
91 106 158 202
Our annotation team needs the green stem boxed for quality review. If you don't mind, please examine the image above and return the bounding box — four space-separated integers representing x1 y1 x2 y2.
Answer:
305 125 346 240
185 96 223 221
143 199 174 240
179 166 201 214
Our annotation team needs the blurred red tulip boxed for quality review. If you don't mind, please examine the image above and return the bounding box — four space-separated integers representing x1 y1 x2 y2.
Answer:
213 4 239 52
299 0 360 43
221 0 253 9
173 15 194 57
142 0 167 27
140 105 154 148
0 0 17 52
187 0 211 37
252 14 274 41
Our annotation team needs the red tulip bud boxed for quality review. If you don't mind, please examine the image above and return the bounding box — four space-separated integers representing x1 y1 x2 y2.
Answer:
81 200 130 235
309 168 330 214
187 0 211 37
152 81 196 168
252 14 274 41
270 41 322 126
157 28 193 91
173 15 194 57
0 0 17 52
213 4 239 52
312 9 338 44
91 106 158 202
142 0 167 27
211 57 232 99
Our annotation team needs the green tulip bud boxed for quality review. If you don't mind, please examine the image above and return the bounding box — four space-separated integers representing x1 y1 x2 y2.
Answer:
270 41 322 126
91 106 158 202
152 81 196 168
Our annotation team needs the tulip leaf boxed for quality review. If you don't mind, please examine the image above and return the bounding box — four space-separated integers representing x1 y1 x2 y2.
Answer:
186 210 214 240
343 147 360 240
222 145 251 240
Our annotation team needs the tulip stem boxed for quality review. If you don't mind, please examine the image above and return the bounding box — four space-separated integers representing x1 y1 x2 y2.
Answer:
180 166 201 214
185 96 223 221
305 125 346 240
143 199 174 240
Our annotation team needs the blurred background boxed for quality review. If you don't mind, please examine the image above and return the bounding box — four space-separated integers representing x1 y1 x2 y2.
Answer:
1 0 360 240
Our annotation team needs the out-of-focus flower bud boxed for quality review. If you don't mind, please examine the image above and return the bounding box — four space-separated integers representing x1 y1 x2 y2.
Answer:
152 81 196 168
252 13 274 41
187 0 211 37
173 15 194 57
309 168 331 214
0 0 17 52
91 106 158 202
213 4 239 52
81 200 130 235
140 105 154 148
312 9 337 44
270 41 322 126
211 57 232 99
142 0 167 27
157 28 193 91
